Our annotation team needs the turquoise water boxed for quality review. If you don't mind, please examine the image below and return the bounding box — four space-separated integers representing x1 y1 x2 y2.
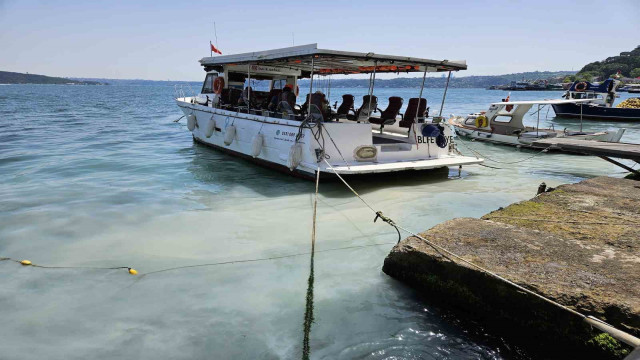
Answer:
0 84 638 359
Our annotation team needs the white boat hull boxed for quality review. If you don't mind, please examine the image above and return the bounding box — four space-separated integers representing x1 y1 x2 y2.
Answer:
449 117 625 148
177 98 482 179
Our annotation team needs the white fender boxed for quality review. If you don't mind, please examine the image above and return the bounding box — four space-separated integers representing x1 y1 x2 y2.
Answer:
224 125 236 146
287 143 303 170
186 114 197 131
251 133 264 157
205 117 216 138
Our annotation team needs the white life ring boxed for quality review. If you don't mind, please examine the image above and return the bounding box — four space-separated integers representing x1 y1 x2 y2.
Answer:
287 143 303 170
224 125 236 146
186 114 197 131
251 133 264 157
205 117 216 138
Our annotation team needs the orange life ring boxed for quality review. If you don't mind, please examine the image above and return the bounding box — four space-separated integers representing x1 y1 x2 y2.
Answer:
213 77 224 94
575 82 587 92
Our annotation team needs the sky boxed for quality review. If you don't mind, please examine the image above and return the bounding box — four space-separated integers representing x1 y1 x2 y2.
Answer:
0 0 639 81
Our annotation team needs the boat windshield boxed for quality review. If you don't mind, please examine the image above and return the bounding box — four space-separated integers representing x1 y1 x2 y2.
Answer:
201 73 217 94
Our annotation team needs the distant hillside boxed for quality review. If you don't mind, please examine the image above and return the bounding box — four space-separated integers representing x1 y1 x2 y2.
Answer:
576 45 640 80
71 78 199 86
0 71 103 85
298 71 576 89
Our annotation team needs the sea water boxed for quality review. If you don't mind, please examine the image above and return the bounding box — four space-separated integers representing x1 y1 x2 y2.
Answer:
0 84 638 359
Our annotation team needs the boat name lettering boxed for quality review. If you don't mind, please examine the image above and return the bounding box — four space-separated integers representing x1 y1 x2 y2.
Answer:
417 136 453 144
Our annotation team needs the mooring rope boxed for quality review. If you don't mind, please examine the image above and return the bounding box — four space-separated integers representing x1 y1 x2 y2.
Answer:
0 257 137 274
454 133 550 164
486 216 637 226
319 157 640 337
302 168 320 360
1 241 397 278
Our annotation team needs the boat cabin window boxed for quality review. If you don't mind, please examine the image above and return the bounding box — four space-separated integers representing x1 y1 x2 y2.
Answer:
227 72 248 90
201 73 217 94
271 79 287 90
493 115 513 123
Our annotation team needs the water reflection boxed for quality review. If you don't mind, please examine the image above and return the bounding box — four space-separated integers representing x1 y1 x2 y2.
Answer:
189 139 458 199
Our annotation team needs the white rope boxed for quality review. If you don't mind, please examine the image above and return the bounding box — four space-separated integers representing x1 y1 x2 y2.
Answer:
454 133 550 164
322 157 583 319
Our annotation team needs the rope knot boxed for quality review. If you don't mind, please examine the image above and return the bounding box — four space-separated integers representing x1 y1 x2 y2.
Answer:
374 211 401 243
374 211 394 225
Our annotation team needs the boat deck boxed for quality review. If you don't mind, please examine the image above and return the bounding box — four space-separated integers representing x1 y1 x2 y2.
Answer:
317 156 483 174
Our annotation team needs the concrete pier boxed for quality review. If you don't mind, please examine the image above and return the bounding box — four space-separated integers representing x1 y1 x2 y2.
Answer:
383 176 639 359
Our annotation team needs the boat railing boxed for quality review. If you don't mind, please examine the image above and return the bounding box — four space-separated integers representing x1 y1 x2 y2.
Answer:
174 84 197 100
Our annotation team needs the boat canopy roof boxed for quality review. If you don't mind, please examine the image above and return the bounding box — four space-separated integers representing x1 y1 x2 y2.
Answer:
199 43 466 78
491 99 598 106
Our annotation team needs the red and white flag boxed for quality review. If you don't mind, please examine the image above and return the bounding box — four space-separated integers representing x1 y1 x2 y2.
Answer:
210 42 222 55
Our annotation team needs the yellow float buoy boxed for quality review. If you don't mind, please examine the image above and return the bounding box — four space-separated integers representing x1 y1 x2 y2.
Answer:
128 268 138 275
20 260 32 266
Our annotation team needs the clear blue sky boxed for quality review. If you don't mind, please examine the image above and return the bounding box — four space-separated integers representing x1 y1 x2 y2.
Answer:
1 0 638 80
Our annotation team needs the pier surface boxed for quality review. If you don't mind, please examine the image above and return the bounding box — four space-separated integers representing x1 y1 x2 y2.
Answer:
532 137 640 161
383 176 639 359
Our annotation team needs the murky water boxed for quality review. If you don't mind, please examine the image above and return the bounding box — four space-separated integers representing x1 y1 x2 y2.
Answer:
0 84 638 359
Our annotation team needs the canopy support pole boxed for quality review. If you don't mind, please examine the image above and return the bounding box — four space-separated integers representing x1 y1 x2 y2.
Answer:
580 103 583 132
308 56 315 116
247 64 251 112
438 71 452 118
536 104 540 137
416 67 428 123
367 61 378 119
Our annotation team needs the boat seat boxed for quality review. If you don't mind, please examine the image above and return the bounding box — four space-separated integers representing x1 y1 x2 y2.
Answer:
335 94 356 119
369 96 403 130
399 98 428 128
350 95 378 122
221 88 242 108
298 93 311 114
309 92 331 121
266 88 282 109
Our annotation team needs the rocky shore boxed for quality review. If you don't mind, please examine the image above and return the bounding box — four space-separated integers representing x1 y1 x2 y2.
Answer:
383 176 639 359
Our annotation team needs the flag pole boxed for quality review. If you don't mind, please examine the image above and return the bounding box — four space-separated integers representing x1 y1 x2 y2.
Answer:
214 22 219 48
210 41 212 57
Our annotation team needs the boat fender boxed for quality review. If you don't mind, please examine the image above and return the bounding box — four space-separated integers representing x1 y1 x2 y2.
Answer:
224 125 236 146
288 143 303 170
205 117 216 138
475 115 488 128
251 133 264 157
186 114 197 131
213 77 225 94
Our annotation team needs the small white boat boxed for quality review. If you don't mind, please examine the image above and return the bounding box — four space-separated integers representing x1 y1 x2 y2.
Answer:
449 99 625 148
175 44 482 180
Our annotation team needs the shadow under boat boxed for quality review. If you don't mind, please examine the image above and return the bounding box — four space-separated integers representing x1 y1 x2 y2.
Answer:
188 139 458 198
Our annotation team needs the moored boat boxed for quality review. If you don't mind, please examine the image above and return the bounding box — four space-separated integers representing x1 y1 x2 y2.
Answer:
551 80 640 121
449 99 625 150
175 44 483 180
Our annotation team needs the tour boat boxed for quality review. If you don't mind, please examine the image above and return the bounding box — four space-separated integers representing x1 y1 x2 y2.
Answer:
551 80 640 121
175 44 482 180
449 99 626 148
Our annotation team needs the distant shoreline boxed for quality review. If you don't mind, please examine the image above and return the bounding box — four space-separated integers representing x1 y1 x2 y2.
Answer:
2 70 577 88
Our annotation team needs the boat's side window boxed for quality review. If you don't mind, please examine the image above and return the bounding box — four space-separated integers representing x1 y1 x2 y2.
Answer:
272 79 286 90
202 74 216 94
493 115 512 123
